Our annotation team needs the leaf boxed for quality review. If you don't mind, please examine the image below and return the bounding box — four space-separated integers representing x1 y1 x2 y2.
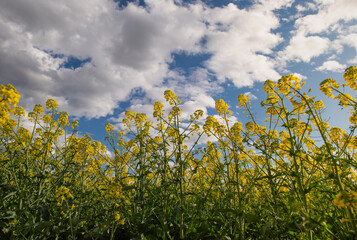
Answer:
4 191 16 199
0 211 16 220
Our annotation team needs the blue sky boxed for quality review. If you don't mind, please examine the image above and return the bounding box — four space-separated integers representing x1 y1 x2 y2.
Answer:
0 0 357 146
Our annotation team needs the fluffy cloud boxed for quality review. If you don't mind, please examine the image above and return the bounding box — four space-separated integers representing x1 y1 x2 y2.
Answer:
295 0 357 35
291 72 307 80
0 0 206 118
2 0 355 122
0 0 292 120
244 92 257 100
204 2 288 87
295 2 318 13
316 60 346 72
278 0 357 69
279 34 330 63
337 33 357 64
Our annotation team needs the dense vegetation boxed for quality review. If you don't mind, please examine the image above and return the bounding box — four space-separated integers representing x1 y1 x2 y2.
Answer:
1 66 357 239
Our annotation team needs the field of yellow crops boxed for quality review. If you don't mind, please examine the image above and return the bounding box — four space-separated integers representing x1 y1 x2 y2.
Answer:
1 66 357 239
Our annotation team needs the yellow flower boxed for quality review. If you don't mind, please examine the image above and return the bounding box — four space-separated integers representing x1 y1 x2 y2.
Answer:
105 123 115 135
115 212 121 221
343 66 357 90
349 111 357 126
14 106 25 117
55 186 73 200
153 101 164 118
337 93 355 108
320 78 339 98
312 100 325 110
333 191 357 208
215 99 229 116
70 120 79 129
154 136 162 143
42 114 52 124
237 94 249 108
277 74 300 96
0 84 21 106
58 111 69 126
33 104 44 115
46 99 58 110
164 90 178 105
123 110 135 124
135 113 147 128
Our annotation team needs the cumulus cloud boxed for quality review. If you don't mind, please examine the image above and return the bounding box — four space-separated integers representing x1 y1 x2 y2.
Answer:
1 0 355 123
244 92 257 100
337 33 357 64
278 0 357 69
292 72 307 80
316 60 346 72
0 0 290 120
278 34 330 63
295 0 357 35
0 0 206 118
296 2 318 13
203 2 287 87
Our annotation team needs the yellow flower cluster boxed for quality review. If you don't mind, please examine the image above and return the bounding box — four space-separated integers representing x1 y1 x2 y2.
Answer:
114 212 125 225
237 94 249 108
55 186 73 200
215 99 230 116
203 115 226 137
277 74 303 96
343 66 357 91
58 111 69 127
105 123 115 135
135 113 148 128
164 90 180 105
0 84 20 106
320 78 339 98
46 99 59 111
153 101 164 119
206 141 222 160
350 111 357 126
229 122 243 145
329 127 345 143
333 191 357 208
0 84 20 128
168 105 181 121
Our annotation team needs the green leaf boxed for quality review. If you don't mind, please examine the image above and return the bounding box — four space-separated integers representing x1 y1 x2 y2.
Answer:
0 210 16 220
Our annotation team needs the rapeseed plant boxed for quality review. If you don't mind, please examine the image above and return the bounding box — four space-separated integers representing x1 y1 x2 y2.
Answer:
1 66 357 239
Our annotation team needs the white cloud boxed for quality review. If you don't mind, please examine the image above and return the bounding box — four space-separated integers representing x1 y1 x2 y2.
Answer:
2 0 353 123
0 0 301 121
291 72 307 80
295 0 357 35
277 0 357 69
254 0 294 11
203 2 285 87
296 2 318 13
0 0 207 118
278 34 330 63
338 33 357 64
107 66 220 132
244 92 257 100
316 60 346 72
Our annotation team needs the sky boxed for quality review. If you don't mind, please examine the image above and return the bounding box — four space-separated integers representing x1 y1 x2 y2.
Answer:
1 0 357 146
